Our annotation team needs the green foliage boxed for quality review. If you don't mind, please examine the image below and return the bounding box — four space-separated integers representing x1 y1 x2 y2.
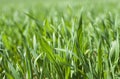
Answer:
0 0 120 79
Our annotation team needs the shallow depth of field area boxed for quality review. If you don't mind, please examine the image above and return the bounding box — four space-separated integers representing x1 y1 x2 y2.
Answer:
0 0 120 79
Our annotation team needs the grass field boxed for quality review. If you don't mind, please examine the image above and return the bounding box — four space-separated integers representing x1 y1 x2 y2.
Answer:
0 0 120 79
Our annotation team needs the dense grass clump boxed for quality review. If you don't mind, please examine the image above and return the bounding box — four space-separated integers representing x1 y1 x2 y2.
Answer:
0 0 120 79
